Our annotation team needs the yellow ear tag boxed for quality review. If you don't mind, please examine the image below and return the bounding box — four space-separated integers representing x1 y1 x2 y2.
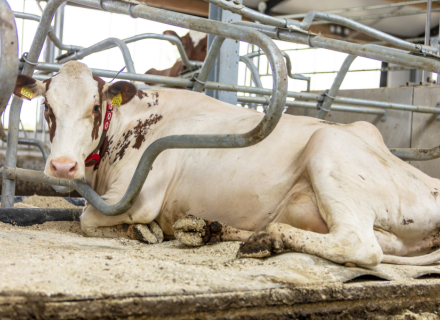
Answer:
111 93 122 107
20 87 33 100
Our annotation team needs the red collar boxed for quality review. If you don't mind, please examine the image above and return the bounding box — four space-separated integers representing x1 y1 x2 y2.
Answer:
85 102 114 167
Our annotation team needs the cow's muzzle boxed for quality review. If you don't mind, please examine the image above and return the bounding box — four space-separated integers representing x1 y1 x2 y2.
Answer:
50 158 78 179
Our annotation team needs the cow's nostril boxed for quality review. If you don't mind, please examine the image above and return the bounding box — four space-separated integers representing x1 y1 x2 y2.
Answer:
69 162 78 173
50 160 57 172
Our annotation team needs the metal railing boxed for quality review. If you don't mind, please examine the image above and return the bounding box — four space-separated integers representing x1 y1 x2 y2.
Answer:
3 0 440 215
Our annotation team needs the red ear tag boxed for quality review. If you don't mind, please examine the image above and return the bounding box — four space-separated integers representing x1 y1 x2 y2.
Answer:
85 153 100 167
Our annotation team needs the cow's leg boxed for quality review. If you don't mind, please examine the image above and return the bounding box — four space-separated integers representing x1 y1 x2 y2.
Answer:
80 206 163 243
239 127 385 267
174 215 252 246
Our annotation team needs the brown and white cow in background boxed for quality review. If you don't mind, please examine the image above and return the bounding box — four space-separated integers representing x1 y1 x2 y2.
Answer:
13 60 440 267
144 30 207 86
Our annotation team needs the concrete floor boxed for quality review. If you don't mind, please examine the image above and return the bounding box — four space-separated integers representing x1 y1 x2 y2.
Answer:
1 221 440 319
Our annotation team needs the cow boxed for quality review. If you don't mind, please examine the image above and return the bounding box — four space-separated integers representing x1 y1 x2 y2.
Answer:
12 61 440 268
144 30 207 86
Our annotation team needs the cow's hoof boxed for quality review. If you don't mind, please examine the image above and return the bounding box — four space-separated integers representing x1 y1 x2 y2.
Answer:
237 228 285 259
128 223 163 244
174 215 223 247
147 221 164 243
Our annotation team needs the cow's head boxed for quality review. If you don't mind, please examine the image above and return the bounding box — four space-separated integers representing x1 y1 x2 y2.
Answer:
14 61 137 180
163 30 207 62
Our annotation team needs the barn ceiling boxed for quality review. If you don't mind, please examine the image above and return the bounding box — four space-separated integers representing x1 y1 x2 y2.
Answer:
243 0 439 38
83 0 438 41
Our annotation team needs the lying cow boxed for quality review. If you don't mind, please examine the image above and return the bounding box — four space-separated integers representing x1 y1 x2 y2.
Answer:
13 61 440 267
144 30 207 86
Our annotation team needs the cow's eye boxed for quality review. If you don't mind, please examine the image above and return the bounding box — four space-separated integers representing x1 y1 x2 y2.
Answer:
93 105 100 112
43 104 48 111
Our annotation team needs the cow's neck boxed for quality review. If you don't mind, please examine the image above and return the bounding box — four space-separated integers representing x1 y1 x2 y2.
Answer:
84 89 163 192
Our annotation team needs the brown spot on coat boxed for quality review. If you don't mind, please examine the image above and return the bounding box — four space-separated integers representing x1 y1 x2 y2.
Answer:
43 78 51 92
44 104 56 143
137 91 148 100
359 175 365 180
402 218 414 225
93 135 113 171
151 92 159 106
113 130 133 163
132 114 163 149
93 76 105 104
91 76 106 140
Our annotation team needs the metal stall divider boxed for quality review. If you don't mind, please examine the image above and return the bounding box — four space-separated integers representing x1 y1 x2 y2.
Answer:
3 0 440 219
1 0 288 216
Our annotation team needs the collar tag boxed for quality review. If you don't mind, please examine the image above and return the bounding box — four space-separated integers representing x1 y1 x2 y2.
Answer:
85 102 114 167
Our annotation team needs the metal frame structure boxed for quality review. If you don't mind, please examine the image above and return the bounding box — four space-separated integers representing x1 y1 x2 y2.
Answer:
2 0 440 215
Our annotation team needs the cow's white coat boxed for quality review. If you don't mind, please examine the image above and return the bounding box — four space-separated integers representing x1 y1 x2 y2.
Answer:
19 62 440 267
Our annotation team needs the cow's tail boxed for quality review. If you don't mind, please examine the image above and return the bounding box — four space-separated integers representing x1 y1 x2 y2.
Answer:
382 249 440 266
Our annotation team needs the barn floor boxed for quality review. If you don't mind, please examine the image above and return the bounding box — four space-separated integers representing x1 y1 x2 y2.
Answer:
1 221 440 319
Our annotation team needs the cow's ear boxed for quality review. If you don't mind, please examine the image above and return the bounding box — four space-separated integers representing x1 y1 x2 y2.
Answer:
14 75 46 100
104 81 137 106
163 30 180 45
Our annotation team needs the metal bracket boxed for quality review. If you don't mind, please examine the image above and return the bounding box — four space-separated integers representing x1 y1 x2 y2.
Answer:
316 89 329 111
190 73 206 86
381 109 387 122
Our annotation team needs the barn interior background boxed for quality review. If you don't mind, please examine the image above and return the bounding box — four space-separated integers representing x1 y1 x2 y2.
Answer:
5 0 440 198
2 0 440 319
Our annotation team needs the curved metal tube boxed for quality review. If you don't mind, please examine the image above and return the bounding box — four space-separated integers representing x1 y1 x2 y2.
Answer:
299 12 423 53
13 138 72 193
239 56 263 88
39 0 288 216
234 22 440 74
237 96 386 117
192 36 226 93
124 34 203 69
57 38 136 73
317 54 357 119
239 56 265 110
389 147 440 161
13 12 83 51
203 0 427 53
202 0 288 28
2 0 68 208
0 1 19 110
245 50 311 91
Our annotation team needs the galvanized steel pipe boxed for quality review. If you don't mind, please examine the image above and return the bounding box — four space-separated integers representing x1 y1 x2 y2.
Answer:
21 0 287 216
124 34 203 69
57 37 136 73
237 96 387 117
0 1 18 109
234 22 440 74
317 55 357 119
13 12 83 52
2 0 68 208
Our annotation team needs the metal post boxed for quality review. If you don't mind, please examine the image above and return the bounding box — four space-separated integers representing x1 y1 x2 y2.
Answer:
206 1 242 105
2 0 67 208
423 0 433 83
317 55 357 119
0 1 19 208
53 3 66 59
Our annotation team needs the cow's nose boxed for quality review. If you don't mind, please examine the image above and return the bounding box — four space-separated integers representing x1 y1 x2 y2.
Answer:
50 159 78 179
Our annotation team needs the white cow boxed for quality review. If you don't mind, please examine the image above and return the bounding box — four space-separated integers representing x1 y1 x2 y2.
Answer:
13 61 440 267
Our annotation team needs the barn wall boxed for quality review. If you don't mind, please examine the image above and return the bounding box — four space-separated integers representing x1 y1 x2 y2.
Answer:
285 85 440 179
